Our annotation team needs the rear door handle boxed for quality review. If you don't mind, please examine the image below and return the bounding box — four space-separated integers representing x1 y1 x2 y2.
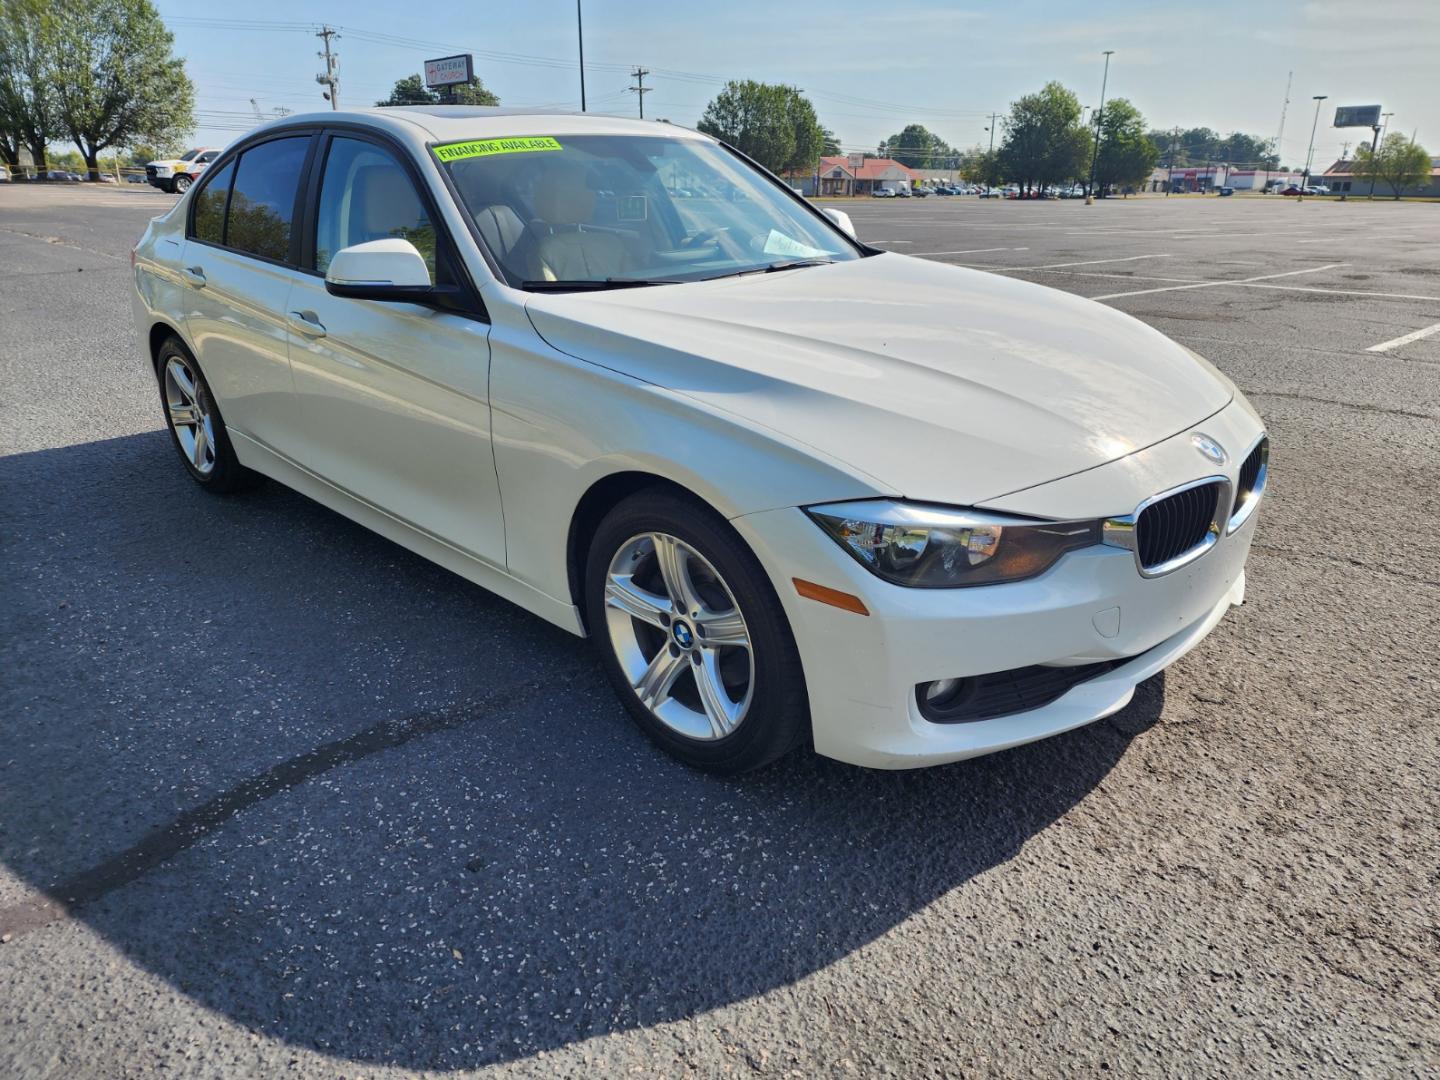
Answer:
288 310 327 338
181 265 205 287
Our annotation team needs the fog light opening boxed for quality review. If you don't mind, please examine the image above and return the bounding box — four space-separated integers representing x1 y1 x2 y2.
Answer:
918 677 973 717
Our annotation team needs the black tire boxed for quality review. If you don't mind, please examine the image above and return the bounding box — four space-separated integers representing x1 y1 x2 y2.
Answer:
172 174 191 194
585 488 809 774
155 336 260 494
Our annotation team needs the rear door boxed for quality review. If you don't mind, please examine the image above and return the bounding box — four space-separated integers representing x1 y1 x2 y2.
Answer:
281 130 504 566
178 132 315 449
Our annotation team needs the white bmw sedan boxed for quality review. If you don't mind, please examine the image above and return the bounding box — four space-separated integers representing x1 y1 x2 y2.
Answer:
131 107 1268 773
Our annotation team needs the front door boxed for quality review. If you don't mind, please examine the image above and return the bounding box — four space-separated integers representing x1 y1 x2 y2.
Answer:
281 133 504 567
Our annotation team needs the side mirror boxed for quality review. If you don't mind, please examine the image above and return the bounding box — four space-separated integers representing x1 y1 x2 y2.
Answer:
821 207 856 240
325 238 449 303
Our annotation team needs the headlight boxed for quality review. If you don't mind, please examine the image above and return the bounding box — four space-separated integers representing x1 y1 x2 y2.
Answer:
805 500 1102 588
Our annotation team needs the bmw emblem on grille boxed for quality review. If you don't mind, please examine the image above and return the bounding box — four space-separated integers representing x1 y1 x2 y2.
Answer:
1191 432 1227 466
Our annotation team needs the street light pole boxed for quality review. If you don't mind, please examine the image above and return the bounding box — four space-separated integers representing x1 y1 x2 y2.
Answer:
1299 94 1326 203
576 0 587 112
1085 50 1114 205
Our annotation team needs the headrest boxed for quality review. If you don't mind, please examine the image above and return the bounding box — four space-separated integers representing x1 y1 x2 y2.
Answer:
354 165 423 235
532 163 595 225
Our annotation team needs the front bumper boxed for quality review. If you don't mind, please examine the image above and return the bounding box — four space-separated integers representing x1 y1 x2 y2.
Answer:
730 401 1263 769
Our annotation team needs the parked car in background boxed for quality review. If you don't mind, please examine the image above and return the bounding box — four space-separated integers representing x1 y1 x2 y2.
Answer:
1218 186 1234 197
0 165 10 182
1304 185 1329 195
145 147 221 193
1279 185 1302 196
893 185 911 198
871 186 894 198
130 106 1269 774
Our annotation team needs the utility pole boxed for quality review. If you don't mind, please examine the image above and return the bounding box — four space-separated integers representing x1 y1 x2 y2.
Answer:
1273 71 1292 168
315 26 340 110
576 1 587 112
1166 127 1179 195
628 66 651 119
1299 94 1326 203
1085 50 1114 204
1082 50 1111 204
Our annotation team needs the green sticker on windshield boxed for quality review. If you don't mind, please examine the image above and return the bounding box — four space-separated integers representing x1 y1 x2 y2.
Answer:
433 136 563 162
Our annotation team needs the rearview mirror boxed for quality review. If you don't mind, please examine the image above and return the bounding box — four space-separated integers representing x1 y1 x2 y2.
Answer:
325 238 444 303
821 207 856 240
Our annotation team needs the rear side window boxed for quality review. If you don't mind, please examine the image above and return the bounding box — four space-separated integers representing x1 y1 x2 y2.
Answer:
226 136 309 262
191 159 234 245
314 137 436 282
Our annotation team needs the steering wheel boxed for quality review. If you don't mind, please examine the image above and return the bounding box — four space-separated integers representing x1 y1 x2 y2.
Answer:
682 226 746 260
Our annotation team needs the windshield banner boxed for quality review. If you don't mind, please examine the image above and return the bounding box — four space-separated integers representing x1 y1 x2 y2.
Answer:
433 137 563 162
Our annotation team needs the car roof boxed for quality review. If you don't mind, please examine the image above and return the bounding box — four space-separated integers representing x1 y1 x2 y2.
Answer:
244 106 710 153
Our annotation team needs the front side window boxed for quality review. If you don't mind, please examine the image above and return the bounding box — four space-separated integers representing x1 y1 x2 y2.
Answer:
314 137 436 282
437 134 861 288
191 159 234 245
226 136 309 262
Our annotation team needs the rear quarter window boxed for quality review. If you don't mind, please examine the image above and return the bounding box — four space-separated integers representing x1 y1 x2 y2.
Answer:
191 160 234 245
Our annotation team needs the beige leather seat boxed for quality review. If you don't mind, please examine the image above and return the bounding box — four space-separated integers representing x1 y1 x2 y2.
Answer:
528 163 629 281
350 164 435 276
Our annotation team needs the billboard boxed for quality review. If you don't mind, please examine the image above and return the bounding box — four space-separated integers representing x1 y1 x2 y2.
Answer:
424 54 474 88
1334 105 1382 128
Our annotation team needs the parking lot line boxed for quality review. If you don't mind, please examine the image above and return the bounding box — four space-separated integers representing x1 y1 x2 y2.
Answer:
1015 254 1174 270
1365 321 1440 353
909 246 1017 256
962 266 1207 284
1090 263 1346 301
1246 283 1440 302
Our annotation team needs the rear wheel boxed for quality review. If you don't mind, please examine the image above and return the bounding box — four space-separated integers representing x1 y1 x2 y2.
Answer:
585 490 808 773
156 337 259 493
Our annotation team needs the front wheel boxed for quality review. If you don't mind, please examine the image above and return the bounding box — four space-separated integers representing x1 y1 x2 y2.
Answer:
585 490 809 773
172 174 191 194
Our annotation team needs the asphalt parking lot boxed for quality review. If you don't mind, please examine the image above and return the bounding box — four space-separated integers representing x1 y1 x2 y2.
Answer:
2 183 1437 1078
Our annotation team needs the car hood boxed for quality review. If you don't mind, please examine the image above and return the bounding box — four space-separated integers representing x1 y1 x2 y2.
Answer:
524 253 1232 507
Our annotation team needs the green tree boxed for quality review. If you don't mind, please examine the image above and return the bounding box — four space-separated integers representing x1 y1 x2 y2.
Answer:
48 0 194 181
958 145 1001 187
0 0 60 174
377 74 437 107
376 73 499 108
1093 98 1160 194
1146 126 1277 169
1352 134 1432 199
697 80 824 174
998 81 1088 193
820 126 840 156
883 123 954 170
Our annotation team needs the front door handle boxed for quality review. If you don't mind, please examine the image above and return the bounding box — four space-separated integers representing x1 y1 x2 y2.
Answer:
181 265 205 287
288 310 327 338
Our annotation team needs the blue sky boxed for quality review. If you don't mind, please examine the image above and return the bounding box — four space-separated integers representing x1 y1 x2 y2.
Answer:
162 1 1436 167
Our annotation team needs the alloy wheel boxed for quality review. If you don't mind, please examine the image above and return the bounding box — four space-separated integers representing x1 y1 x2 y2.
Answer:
603 532 754 741
163 356 216 476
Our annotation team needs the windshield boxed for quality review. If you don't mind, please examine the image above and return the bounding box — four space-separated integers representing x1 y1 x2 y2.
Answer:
179 149 202 162
436 134 861 289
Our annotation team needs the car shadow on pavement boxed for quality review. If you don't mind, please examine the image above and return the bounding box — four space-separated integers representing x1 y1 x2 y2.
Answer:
0 432 1165 1071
